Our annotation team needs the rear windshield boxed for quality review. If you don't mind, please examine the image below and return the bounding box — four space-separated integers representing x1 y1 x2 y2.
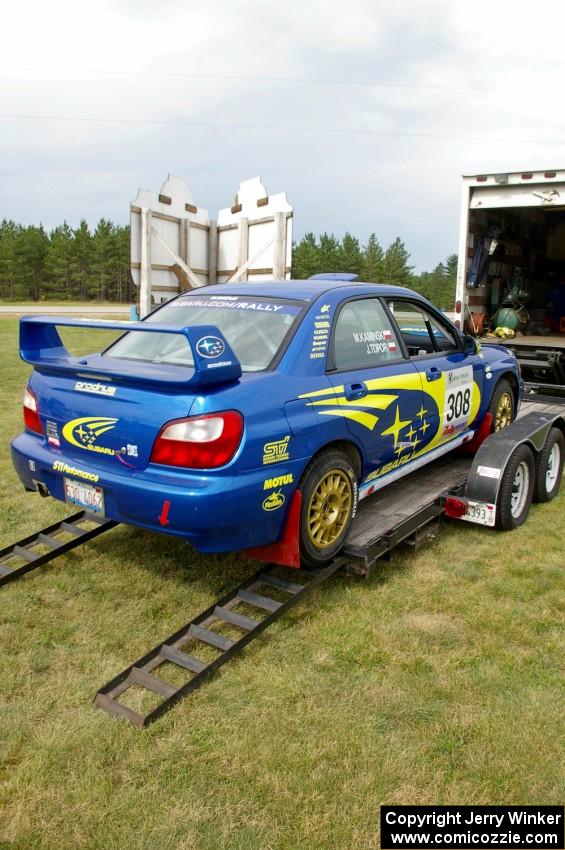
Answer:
105 294 304 372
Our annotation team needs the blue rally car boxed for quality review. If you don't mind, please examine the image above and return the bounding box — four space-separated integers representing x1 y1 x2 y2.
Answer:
11 275 521 567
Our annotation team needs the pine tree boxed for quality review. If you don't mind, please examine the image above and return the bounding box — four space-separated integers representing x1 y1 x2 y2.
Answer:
72 220 94 301
0 220 19 299
14 225 49 301
113 225 133 302
45 223 74 299
383 237 414 286
292 232 320 279
91 219 114 300
362 233 385 282
338 232 363 277
318 233 341 273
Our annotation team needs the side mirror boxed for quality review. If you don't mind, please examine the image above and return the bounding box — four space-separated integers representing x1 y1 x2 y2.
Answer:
462 334 477 355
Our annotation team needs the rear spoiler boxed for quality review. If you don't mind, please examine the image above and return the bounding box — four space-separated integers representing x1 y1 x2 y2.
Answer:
20 316 242 387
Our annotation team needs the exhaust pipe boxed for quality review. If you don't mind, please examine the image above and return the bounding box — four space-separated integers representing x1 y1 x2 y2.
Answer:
35 481 50 498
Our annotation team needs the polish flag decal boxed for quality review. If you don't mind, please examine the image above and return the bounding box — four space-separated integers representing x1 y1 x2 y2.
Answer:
384 329 396 351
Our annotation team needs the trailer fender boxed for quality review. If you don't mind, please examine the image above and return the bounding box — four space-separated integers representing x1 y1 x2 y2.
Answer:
465 411 565 505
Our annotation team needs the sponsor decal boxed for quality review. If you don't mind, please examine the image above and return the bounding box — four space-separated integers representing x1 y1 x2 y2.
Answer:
46 420 61 447
206 359 233 369
263 473 294 490
52 460 100 483
263 436 291 465
175 298 300 315
309 306 332 360
74 381 116 397
28 459 36 472
352 480 358 518
120 444 138 458
62 416 119 456
195 335 225 359
262 491 285 511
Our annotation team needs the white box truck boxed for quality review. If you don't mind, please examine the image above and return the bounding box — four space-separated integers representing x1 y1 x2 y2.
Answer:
456 168 565 399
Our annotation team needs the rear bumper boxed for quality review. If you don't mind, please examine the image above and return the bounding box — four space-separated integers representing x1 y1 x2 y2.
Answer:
11 432 298 553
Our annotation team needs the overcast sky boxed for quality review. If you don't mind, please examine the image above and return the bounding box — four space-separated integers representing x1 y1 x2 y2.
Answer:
2 0 565 271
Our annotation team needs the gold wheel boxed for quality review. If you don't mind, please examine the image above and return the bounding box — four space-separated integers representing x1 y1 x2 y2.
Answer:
306 468 353 549
494 391 513 431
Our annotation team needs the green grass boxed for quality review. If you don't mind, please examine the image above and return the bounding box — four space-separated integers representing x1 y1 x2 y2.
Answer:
0 318 564 849
0 300 130 306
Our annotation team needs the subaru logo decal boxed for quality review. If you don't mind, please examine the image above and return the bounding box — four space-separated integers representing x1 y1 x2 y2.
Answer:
195 335 225 359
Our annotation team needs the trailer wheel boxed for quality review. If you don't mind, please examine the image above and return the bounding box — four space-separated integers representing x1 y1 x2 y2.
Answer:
299 450 357 568
495 444 535 530
533 427 565 503
488 379 515 432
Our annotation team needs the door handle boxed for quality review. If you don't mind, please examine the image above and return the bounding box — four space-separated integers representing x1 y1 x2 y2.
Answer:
426 366 442 382
344 382 367 401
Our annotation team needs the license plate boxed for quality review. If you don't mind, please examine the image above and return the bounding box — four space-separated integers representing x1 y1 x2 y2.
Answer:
64 478 105 515
460 500 496 527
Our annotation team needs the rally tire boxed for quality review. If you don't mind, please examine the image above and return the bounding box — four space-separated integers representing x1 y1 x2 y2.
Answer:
533 427 565 503
299 450 357 568
487 379 515 432
495 444 535 531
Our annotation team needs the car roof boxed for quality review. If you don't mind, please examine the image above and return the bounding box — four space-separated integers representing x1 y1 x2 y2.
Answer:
179 279 419 301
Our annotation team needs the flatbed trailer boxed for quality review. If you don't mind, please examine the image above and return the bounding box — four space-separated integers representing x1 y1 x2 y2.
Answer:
1 400 564 726
339 399 562 572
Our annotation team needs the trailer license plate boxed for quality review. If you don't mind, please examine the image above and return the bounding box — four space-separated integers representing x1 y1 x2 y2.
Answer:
64 478 105 515
461 500 495 527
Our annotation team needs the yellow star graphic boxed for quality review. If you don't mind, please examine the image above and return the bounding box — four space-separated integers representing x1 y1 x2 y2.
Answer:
406 425 418 441
381 405 412 449
416 404 428 420
420 419 430 434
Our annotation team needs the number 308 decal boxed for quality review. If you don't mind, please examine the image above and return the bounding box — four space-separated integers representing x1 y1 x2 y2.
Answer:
443 366 474 429
446 387 471 422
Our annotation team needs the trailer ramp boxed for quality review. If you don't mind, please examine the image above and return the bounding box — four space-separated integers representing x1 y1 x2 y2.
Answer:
0 511 117 588
95 558 346 727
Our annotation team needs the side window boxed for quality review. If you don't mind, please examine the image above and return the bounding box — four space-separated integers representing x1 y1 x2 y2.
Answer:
387 300 458 357
333 299 401 370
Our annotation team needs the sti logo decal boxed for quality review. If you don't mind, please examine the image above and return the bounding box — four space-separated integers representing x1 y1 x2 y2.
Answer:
263 436 291 465
62 417 118 456
195 336 225 359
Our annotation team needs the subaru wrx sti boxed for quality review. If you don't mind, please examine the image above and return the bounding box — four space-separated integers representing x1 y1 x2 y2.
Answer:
12 276 521 566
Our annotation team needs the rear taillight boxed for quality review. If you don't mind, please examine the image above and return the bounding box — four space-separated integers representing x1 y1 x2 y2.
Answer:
444 497 468 519
150 411 243 469
23 386 43 435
